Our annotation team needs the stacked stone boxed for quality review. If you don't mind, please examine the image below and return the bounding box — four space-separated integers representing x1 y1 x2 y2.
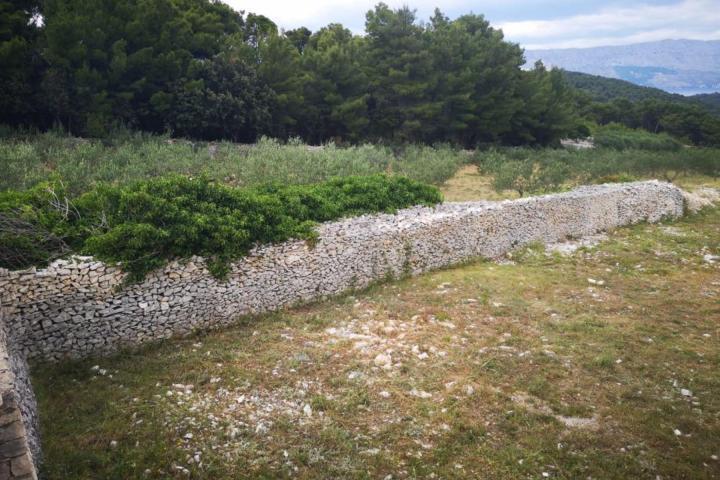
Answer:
0 180 685 362
0 319 38 480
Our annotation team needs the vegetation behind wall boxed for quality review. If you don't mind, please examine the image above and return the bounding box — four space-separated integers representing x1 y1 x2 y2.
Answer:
0 174 441 279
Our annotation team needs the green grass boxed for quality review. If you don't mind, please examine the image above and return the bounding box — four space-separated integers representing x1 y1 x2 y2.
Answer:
32 205 720 479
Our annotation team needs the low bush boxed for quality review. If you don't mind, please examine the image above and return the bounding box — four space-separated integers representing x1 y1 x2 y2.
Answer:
0 175 441 280
486 155 571 197
592 124 682 151
0 181 76 269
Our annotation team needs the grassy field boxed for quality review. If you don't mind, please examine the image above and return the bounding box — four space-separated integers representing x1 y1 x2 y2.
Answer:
32 179 720 479
0 134 467 194
2 132 718 198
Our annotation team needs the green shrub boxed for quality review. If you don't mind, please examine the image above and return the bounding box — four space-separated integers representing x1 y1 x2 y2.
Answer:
593 124 682 151
0 181 76 268
489 159 535 196
478 149 572 196
0 174 441 280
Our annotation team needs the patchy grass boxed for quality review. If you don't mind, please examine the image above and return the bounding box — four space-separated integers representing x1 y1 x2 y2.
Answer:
440 164 720 202
440 165 519 202
32 203 720 479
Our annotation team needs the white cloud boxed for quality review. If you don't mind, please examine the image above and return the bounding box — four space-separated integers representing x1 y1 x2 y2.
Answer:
224 0 366 29
221 0 720 49
223 0 469 33
498 0 720 49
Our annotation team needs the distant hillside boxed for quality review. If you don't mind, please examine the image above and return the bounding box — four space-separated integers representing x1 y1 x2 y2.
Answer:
563 71 720 116
692 93 720 113
525 39 720 95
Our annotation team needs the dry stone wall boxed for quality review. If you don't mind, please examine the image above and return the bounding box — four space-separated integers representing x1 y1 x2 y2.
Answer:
1 180 685 363
0 313 38 480
0 180 687 479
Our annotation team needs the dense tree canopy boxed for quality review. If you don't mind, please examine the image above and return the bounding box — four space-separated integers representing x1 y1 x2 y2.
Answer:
580 97 720 146
3 0 715 146
0 0 43 126
40 0 247 135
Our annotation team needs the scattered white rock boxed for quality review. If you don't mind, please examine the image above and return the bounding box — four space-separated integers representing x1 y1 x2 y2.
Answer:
374 353 392 368
683 187 720 213
172 465 190 476
361 448 381 456
556 416 598 429
255 422 268 435
546 233 607 255
703 254 719 264
561 138 594 150
409 389 432 399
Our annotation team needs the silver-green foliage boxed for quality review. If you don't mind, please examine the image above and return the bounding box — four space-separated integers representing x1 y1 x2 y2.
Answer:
0 133 468 194
477 147 720 195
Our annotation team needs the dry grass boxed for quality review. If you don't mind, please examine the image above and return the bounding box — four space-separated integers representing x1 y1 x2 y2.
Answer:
32 197 720 479
439 164 720 202
440 165 518 202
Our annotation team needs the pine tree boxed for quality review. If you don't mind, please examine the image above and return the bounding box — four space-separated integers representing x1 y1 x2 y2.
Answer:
302 24 369 142
364 4 435 142
0 0 44 127
255 34 307 138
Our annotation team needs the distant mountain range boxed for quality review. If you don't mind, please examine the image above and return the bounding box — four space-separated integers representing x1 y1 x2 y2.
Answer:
525 39 720 96
562 71 720 116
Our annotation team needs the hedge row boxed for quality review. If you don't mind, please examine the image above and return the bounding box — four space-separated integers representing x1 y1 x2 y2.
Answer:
0 174 441 280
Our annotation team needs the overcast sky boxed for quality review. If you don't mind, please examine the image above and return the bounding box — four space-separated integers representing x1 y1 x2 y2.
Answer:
223 0 720 50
